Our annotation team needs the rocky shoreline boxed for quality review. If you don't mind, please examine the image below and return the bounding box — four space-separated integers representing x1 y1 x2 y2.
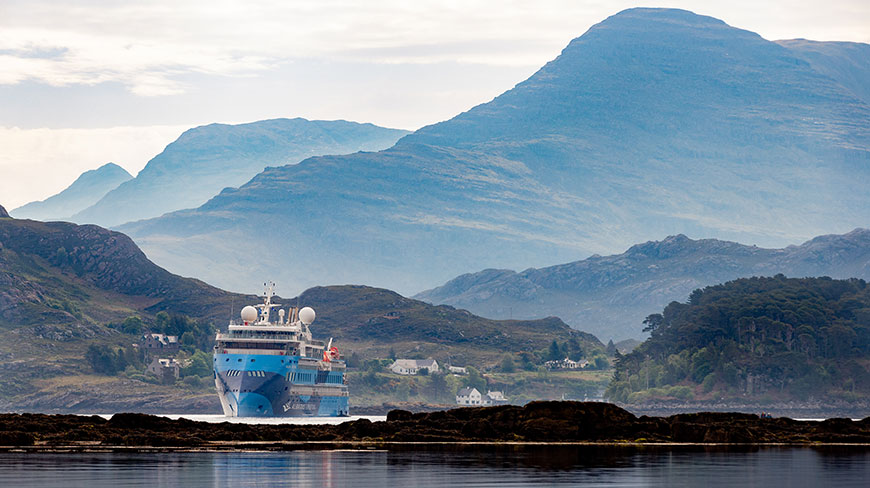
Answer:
622 401 870 420
1 401 869 450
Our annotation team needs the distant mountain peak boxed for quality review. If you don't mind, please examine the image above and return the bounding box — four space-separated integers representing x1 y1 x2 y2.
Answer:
71 118 409 227
625 234 705 258
0 204 9 218
10 162 133 222
123 10 870 298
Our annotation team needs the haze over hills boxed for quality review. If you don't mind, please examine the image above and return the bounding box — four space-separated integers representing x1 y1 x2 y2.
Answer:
121 8 870 297
72 118 409 227
11 163 132 221
416 229 870 341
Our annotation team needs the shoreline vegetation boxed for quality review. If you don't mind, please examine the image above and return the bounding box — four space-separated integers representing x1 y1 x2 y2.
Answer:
2 401 868 451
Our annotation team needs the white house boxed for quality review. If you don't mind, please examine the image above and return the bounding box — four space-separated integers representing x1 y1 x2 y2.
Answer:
485 390 509 406
457 388 510 406
388 359 440 375
456 387 483 405
447 366 467 375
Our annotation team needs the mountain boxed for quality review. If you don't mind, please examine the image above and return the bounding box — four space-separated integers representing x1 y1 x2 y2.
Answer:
0 213 599 353
121 8 870 297
606 276 870 404
71 119 409 227
11 163 132 221
416 229 870 341
0 204 8 218
0 217 250 327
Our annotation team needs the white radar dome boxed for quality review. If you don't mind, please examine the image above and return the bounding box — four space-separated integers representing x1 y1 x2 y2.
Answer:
299 307 316 325
240 306 258 323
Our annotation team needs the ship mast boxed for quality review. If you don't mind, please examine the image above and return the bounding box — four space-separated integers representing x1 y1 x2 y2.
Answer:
255 281 281 324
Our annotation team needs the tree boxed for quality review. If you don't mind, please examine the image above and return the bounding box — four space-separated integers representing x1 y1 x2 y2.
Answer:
85 344 127 375
567 337 585 361
519 351 537 371
120 316 144 335
181 350 212 378
547 340 562 361
53 247 69 267
499 355 516 373
465 366 487 392
424 373 449 402
642 314 664 334
605 339 617 356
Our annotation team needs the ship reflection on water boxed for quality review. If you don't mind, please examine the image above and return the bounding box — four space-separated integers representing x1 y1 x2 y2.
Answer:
0 446 868 487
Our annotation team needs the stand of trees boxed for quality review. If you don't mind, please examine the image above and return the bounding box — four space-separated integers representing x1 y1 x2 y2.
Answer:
607 276 870 403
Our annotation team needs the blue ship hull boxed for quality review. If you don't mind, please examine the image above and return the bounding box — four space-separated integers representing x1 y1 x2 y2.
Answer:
214 353 348 417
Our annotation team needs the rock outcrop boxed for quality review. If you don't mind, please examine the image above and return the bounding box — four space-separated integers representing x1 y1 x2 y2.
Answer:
2 401 869 448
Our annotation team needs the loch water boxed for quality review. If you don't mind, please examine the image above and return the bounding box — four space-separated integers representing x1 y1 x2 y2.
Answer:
1 446 868 487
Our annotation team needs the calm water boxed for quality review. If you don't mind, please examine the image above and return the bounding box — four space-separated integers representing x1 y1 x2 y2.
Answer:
88 414 387 425
0 447 867 487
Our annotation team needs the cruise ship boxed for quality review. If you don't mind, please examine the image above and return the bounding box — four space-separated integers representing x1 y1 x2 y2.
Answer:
213 284 349 417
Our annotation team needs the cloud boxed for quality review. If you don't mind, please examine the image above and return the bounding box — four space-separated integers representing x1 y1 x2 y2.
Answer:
0 125 188 209
2 1 868 97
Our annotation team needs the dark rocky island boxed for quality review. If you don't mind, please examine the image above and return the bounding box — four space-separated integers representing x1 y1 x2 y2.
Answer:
2 402 868 450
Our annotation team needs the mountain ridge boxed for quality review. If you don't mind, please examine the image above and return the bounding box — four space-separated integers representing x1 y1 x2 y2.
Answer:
121 8 870 296
11 163 132 221
72 118 409 227
415 229 870 340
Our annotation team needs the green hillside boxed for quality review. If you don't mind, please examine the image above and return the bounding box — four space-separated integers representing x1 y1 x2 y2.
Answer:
607 276 870 404
297 285 603 366
0 216 606 411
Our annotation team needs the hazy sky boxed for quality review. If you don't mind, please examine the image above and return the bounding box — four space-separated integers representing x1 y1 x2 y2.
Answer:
2 0 869 209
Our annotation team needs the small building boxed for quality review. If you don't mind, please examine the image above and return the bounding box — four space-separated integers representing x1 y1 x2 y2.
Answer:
485 390 509 406
142 333 179 352
544 357 584 370
388 359 440 375
147 357 181 384
456 387 483 406
447 366 467 375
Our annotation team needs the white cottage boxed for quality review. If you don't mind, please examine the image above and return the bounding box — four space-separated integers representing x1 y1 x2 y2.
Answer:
456 387 483 406
485 390 509 406
388 359 440 375
447 366 467 375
